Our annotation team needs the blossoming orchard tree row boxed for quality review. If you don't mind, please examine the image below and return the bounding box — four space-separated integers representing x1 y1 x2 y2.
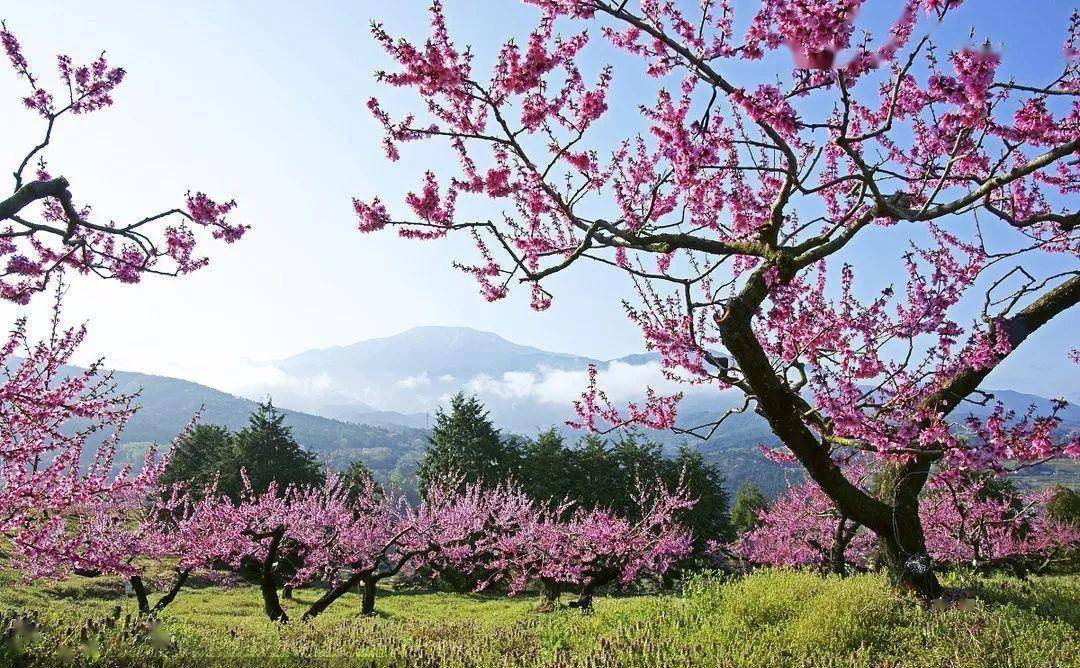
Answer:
1 291 1074 621
0 19 695 622
354 0 1080 598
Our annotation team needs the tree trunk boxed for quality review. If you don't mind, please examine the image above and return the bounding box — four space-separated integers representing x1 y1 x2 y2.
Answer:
567 571 615 614
258 529 289 622
568 592 594 613
129 576 151 615
537 580 561 612
282 585 293 600
830 518 852 576
879 525 941 599
360 576 378 616
151 569 191 614
875 459 942 600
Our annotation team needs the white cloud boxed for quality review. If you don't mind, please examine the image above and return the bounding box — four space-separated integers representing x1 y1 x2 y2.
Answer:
397 372 432 389
463 360 718 406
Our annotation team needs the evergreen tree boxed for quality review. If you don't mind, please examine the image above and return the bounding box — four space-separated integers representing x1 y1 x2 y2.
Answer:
671 445 732 546
228 399 323 497
567 432 623 511
612 431 665 488
731 481 769 536
340 459 381 502
521 428 570 504
517 429 730 555
415 393 519 495
159 424 233 496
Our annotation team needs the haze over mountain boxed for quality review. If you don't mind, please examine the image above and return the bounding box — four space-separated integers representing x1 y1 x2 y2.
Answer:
241 325 1079 435
255 325 745 433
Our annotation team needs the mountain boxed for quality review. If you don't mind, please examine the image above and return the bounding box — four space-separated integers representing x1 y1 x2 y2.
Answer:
81 367 430 480
274 326 598 423
281 326 596 379
266 324 1079 441
314 403 431 429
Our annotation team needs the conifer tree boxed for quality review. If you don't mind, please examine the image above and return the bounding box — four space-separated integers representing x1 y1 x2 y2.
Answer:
672 446 731 546
416 393 519 495
521 428 570 504
229 400 322 497
160 424 234 496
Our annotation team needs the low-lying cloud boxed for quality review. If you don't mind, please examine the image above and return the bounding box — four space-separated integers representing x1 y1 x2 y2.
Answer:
198 357 726 423
463 360 716 406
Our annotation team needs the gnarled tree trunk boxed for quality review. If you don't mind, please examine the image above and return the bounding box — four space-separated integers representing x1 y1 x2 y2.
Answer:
567 570 617 614
360 576 378 616
152 569 192 614
717 300 946 599
129 576 151 615
301 571 365 622
875 458 942 599
829 517 853 576
253 527 289 622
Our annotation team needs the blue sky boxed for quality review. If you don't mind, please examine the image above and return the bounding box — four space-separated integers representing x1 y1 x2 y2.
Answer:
0 0 1076 400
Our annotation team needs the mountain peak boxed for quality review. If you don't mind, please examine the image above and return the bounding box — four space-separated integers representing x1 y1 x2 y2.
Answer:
386 325 516 345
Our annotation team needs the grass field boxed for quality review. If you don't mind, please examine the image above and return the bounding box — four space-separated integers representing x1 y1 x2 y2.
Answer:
0 570 1077 667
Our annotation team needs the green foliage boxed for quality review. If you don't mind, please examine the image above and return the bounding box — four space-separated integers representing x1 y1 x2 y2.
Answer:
158 401 323 499
340 459 382 502
229 400 323 496
520 428 569 502
159 424 234 495
516 429 731 552
1047 485 1080 526
0 571 1076 667
416 393 521 495
730 481 769 536
672 445 732 545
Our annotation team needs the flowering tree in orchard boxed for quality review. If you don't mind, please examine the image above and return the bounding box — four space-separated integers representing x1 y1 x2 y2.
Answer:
357 0 1080 597
223 473 507 621
921 472 1080 574
0 289 238 614
0 293 163 579
729 467 1080 577
0 24 246 304
727 464 875 575
0 24 246 613
457 479 695 612
123 481 246 615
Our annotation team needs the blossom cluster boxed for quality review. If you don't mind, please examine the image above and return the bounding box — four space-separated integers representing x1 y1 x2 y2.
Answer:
0 26 247 303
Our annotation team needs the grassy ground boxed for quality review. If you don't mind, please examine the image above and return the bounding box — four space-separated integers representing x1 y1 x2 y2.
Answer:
0 570 1076 667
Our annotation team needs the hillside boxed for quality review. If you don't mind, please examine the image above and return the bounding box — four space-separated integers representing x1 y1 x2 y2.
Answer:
90 367 429 479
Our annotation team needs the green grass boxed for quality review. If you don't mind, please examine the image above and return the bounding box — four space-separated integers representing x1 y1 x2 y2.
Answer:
0 570 1077 667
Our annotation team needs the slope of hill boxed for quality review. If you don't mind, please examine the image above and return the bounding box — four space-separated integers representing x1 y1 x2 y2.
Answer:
92 367 429 479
